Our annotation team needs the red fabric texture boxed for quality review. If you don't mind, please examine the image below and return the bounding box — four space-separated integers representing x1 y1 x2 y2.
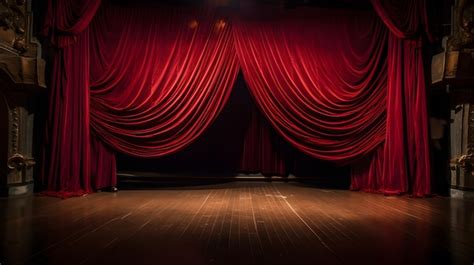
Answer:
90 135 116 189
42 0 102 47
88 5 239 157
41 1 432 197
41 28 92 196
370 0 433 41
350 144 385 193
41 2 239 196
234 9 388 164
40 0 101 197
352 0 431 196
240 105 287 176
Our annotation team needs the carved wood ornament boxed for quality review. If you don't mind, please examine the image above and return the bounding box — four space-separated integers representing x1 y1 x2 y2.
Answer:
447 0 474 51
0 0 44 196
0 0 27 53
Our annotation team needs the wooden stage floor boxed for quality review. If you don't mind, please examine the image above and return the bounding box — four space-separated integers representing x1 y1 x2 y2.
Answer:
1 182 473 265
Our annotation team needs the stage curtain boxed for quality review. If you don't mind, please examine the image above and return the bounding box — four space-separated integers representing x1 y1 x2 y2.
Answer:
370 0 432 40
234 9 388 164
89 4 239 157
41 2 239 196
90 134 116 189
41 0 432 197
41 32 93 197
40 0 100 197
351 0 431 196
239 105 287 176
42 0 102 48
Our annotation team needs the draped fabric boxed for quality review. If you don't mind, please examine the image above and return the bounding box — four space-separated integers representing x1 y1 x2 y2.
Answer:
42 0 102 48
41 1 239 196
239 105 287 176
350 144 385 193
89 5 239 157
90 135 116 189
40 28 92 197
40 0 103 197
234 9 388 164
41 0 432 197
370 0 433 40
351 0 431 196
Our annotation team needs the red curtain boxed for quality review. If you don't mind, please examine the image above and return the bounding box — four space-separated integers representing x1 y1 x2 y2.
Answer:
41 0 96 196
41 2 239 196
239 105 287 176
90 134 116 189
42 0 102 48
370 0 433 40
41 0 432 197
234 9 388 164
41 32 92 197
88 4 239 157
351 0 431 196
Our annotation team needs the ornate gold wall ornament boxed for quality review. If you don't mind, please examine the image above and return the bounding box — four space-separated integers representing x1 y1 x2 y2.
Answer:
0 0 27 53
432 1 474 85
7 153 35 171
450 154 473 170
447 0 474 52
0 0 44 196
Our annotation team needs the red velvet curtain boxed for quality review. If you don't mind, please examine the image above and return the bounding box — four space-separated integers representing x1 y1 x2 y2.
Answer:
41 29 93 197
88 4 239 157
234 9 388 164
351 0 431 196
41 0 99 196
370 0 433 40
41 1 239 196
42 0 102 48
41 0 432 197
239 105 287 176
90 134 116 189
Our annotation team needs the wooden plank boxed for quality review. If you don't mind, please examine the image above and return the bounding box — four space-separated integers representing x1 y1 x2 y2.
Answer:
0 182 473 265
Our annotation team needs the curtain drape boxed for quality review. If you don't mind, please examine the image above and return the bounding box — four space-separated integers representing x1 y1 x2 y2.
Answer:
42 0 102 48
40 25 93 197
351 0 431 196
41 0 432 197
41 2 239 197
370 0 432 40
90 134 116 189
41 0 100 197
234 9 388 164
89 4 239 157
239 105 287 176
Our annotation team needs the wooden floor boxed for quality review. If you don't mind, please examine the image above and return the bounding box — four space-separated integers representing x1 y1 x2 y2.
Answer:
1 182 473 265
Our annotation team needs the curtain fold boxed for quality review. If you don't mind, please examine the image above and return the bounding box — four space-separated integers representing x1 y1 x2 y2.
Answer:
42 0 102 47
41 0 102 197
41 2 240 196
382 34 431 196
40 28 92 197
351 144 385 192
370 0 433 41
88 4 239 157
351 0 431 196
234 9 388 164
239 105 287 176
90 134 116 190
